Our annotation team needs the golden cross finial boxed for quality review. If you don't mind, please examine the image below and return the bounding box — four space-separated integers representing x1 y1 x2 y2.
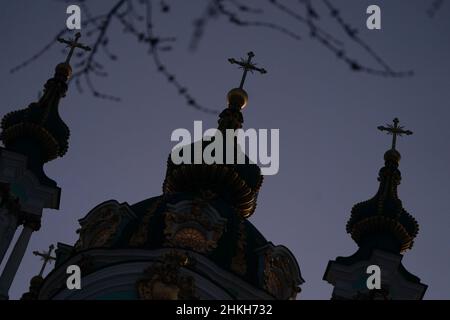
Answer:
377 118 413 150
57 32 91 65
228 51 267 89
33 244 56 277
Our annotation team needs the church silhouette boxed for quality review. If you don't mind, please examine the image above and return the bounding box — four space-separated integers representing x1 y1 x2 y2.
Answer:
0 34 426 300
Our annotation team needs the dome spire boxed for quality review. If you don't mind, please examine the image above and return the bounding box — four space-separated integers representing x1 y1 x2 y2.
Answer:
324 118 427 299
219 51 267 131
346 118 419 253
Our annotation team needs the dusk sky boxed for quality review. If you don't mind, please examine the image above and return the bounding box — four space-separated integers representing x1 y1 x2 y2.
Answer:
1 0 449 299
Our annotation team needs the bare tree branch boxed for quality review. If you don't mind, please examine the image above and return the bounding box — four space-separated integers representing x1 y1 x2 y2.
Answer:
427 0 445 18
10 0 419 114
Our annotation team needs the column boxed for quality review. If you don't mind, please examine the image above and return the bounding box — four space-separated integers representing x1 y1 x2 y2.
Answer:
0 216 40 300
0 208 19 265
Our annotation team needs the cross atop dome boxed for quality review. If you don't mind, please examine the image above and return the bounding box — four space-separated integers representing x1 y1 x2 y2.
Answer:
377 118 413 150
228 51 267 90
57 32 91 65
226 51 267 110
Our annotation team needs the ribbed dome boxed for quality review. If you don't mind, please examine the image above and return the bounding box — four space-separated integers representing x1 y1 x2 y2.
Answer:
163 144 263 219
346 149 419 252
1 63 71 163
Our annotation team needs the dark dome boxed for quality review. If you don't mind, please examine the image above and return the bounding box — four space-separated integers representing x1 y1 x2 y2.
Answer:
163 137 263 218
1 66 71 162
346 151 419 252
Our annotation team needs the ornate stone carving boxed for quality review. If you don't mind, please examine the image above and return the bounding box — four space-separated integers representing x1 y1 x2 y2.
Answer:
172 227 208 252
163 162 263 218
164 197 227 253
136 251 197 300
75 201 133 250
262 245 303 300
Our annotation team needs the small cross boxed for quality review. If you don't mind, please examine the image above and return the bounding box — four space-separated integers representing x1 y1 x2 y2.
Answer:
377 118 413 150
57 32 91 65
33 244 56 277
228 51 267 89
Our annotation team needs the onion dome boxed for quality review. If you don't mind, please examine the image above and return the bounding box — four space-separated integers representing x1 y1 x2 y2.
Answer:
163 93 263 218
1 63 71 163
163 52 267 218
1 32 90 187
346 119 419 253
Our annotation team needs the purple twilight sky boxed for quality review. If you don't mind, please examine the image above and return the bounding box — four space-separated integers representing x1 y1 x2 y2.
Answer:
0 0 449 299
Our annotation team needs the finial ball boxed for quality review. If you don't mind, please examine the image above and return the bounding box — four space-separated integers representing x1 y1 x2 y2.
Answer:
55 63 72 81
227 88 248 109
384 149 401 163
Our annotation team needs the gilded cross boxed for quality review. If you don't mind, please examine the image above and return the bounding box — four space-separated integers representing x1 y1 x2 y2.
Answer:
33 244 56 277
57 32 91 64
377 118 413 150
228 51 267 89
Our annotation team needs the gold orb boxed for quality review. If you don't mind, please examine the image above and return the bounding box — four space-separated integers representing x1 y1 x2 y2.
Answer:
227 88 248 109
384 149 401 162
55 63 73 81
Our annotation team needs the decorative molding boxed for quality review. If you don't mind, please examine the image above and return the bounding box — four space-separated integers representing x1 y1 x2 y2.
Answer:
0 149 61 213
38 248 274 300
164 197 227 253
261 244 303 300
324 249 427 300
136 250 198 300
75 201 136 250
163 162 263 218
